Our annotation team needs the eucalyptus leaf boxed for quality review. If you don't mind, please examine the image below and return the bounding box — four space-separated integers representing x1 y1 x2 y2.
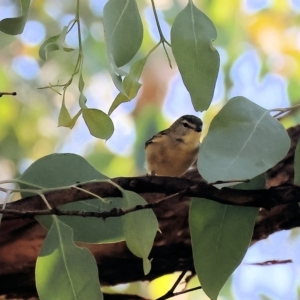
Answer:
108 56 147 115
198 96 290 182
103 0 143 67
36 198 125 243
122 190 158 275
0 0 31 35
58 101 72 127
82 108 114 140
58 106 81 129
18 153 107 196
36 218 103 300
79 73 85 92
171 0 219 111
39 24 70 61
190 174 264 300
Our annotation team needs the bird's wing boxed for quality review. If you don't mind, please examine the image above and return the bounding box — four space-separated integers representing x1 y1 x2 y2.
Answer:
145 129 168 148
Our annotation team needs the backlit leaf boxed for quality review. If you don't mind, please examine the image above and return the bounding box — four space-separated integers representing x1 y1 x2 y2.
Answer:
82 108 114 140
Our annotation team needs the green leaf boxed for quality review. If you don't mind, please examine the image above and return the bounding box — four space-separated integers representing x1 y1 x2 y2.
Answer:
82 108 114 140
58 107 81 129
58 101 72 126
108 56 147 115
79 73 85 93
189 175 264 300
107 58 126 94
122 190 158 275
0 0 31 35
18 153 107 194
103 0 143 68
79 94 88 109
198 96 290 182
39 19 74 60
39 25 70 61
294 138 300 185
171 0 220 111
36 198 125 244
36 218 103 300
63 47 74 52
39 34 60 61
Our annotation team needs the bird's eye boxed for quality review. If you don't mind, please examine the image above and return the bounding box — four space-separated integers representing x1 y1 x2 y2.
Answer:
183 122 189 128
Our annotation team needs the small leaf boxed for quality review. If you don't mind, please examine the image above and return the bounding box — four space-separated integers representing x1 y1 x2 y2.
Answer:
79 94 88 109
82 108 114 140
58 108 81 129
36 218 103 300
190 175 264 300
122 190 158 275
103 0 143 67
0 0 31 35
79 73 85 93
108 56 147 115
58 101 72 126
63 47 74 52
198 96 290 182
39 20 74 60
36 198 125 244
171 0 220 111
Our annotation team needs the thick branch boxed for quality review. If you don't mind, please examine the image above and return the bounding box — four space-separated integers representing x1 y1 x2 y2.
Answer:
2 177 300 219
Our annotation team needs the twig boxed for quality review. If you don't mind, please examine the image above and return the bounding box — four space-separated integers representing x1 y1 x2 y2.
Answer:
246 259 292 266
208 179 250 185
156 269 189 300
0 92 17 97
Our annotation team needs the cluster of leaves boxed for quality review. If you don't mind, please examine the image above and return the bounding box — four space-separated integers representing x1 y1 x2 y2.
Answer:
0 0 295 299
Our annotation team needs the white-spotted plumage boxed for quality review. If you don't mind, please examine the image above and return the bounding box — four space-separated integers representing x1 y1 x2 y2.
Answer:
145 115 202 177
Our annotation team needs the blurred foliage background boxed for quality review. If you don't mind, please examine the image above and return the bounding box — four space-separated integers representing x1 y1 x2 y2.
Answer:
1 0 300 299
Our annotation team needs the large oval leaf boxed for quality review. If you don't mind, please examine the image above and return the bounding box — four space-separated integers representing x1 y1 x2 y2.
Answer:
103 0 143 68
198 96 290 182
36 218 103 300
190 175 264 300
171 0 219 111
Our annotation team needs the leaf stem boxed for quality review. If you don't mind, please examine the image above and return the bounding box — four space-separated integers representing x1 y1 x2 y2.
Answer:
150 0 172 67
270 103 300 118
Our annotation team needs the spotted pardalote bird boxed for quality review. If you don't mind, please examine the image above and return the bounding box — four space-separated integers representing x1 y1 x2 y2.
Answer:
145 115 203 177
